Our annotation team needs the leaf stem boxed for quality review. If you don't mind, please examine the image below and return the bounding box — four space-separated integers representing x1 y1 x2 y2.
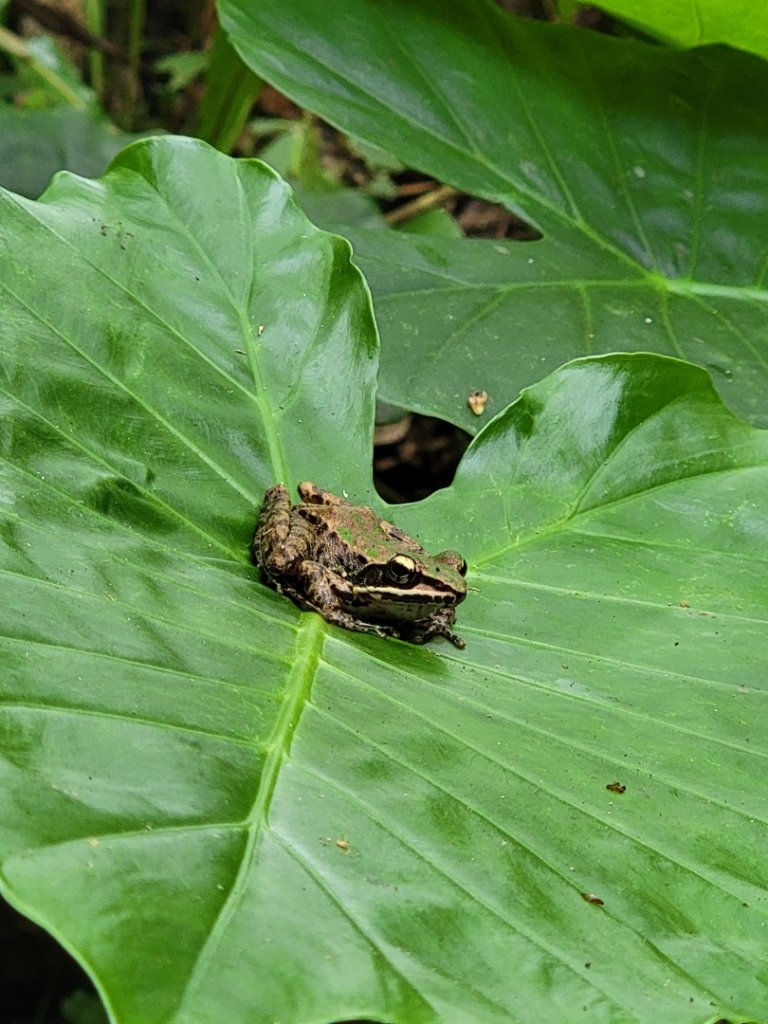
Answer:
0 26 87 108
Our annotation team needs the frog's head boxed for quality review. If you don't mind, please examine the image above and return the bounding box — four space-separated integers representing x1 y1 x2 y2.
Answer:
345 549 467 623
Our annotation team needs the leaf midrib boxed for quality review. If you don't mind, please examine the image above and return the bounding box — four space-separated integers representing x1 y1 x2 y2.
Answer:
176 613 325 1001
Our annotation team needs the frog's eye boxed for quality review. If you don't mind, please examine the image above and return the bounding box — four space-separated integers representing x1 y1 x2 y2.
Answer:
386 554 417 584
438 550 467 576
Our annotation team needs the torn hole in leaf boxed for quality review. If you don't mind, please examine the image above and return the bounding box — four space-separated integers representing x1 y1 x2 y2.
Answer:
0 897 103 1024
373 410 471 503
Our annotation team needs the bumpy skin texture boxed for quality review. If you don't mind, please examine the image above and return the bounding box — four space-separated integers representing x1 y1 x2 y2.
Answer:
252 482 466 647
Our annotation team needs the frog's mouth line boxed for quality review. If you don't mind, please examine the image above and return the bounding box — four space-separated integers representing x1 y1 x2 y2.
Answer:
348 584 464 607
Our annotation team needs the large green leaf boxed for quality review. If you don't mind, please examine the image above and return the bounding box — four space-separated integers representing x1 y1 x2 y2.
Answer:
1 138 767 1024
220 0 768 431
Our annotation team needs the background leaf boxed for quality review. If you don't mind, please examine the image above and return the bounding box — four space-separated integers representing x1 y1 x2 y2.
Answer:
586 0 768 61
219 0 768 431
195 27 261 153
1 138 767 1023
0 106 137 199
0 33 140 200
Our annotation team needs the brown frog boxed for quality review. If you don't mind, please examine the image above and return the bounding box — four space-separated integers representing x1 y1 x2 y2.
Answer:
252 482 467 647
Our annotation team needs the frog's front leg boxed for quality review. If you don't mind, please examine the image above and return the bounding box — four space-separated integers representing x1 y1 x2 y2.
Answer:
291 560 397 639
406 608 466 649
252 483 315 575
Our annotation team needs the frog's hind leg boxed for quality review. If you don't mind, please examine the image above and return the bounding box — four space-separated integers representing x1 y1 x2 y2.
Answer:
253 483 314 574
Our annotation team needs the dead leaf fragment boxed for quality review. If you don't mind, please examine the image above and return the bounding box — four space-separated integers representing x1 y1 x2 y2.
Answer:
467 389 489 416
580 892 605 906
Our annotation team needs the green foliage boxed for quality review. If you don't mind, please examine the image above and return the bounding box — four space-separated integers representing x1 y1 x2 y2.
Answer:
195 27 261 152
220 0 768 431
0 33 136 199
0 33 90 107
1 0 767 1021
585 0 768 59
154 51 208 93
1 137 767 1024
0 106 135 198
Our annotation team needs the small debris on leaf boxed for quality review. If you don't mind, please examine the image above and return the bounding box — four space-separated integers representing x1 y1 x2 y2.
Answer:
467 389 489 416
580 892 605 906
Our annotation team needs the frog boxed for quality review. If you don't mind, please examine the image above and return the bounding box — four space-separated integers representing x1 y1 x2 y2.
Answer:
252 482 467 647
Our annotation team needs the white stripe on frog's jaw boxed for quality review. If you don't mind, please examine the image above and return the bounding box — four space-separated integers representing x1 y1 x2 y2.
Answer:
350 582 464 605
343 582 464 624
